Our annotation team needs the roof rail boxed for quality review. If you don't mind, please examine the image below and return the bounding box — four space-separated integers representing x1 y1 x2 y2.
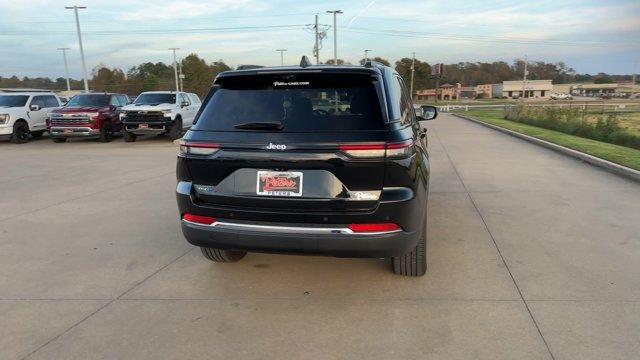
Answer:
237 65 264 70
300 56 312 68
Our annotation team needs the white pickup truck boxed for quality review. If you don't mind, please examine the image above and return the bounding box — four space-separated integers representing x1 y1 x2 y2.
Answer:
0 92 62 143
120 91 201 142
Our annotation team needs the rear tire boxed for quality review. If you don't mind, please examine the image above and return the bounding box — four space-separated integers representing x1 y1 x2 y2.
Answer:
52 137 67 143
10 121 30 144
123 131 137 142
392 216 427 276
168 117 182 140
200 247 246 262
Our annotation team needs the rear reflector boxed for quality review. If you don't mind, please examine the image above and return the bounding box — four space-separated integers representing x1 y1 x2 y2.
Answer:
179 141 220 156
348 223 401 233
182 213 216 225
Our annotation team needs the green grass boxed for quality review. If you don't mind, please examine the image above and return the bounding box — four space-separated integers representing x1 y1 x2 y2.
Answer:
461 109 640 171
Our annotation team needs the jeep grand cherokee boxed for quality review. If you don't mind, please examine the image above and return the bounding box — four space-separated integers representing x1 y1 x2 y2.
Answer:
176 58 437 276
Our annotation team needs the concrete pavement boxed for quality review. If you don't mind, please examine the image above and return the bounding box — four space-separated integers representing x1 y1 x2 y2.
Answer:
1 115 639 359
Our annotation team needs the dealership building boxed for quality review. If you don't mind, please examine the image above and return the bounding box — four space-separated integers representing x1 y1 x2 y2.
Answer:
502 80 553 99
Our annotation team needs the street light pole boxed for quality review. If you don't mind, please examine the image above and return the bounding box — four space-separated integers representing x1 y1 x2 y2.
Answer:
276 49 287 66
169 48 180 92
326 10 342 65
65 6 89 93
521 55 528 101
410 52 416 99
178 60 184 92
364 49 371 63
57 47 71 92
314 14 320 64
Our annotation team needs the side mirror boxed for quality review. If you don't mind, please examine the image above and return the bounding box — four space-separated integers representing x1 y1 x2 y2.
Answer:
30 104 41 111
418 105 437 121
181 101 190 107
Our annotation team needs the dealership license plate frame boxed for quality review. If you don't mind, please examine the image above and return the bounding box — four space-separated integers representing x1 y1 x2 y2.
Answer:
256 170 303 197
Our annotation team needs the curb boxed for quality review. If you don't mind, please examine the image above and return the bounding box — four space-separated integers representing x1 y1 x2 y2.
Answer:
452 113 640 183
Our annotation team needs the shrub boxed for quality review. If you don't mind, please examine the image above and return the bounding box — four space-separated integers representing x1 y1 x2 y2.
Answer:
503 105 640 150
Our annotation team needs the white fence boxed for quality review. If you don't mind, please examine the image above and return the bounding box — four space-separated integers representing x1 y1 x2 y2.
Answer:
439 102 640 113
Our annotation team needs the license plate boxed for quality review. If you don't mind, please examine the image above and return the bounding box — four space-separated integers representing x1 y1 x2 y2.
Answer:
256 171 303 197
64 128 73 134
138 124 149 129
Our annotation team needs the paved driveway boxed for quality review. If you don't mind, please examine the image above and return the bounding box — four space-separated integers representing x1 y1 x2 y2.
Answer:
1 113 639 359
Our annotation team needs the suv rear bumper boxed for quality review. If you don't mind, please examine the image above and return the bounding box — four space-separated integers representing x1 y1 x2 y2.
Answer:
177 181 426 258
181 219 418 258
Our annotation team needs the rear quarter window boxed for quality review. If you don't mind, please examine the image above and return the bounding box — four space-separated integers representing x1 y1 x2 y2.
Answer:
193 72 385 132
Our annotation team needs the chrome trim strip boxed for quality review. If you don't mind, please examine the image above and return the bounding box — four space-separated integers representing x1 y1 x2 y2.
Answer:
181 219 402 235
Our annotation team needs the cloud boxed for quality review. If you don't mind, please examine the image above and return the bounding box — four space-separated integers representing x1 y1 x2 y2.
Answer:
119 0 256 21
0 0 638 76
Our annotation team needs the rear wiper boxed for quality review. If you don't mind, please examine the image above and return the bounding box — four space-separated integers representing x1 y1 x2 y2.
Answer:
234 121 283 130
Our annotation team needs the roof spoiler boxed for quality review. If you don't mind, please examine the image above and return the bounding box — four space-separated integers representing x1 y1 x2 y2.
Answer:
364 60 385 68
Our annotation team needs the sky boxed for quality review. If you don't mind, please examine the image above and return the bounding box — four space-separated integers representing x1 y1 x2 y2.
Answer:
0 0 638 79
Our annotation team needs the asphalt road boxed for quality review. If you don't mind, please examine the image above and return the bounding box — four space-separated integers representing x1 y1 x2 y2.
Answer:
1 113 639 359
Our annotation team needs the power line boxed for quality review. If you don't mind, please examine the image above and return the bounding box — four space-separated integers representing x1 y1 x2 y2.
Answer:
0 12 315 24
0 24 309 36
341 27 624 47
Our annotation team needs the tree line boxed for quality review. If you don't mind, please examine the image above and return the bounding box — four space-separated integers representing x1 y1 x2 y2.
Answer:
0 53 230 99
0 54 634 98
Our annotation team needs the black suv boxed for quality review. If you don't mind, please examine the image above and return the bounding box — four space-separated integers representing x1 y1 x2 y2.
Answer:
176 58 437 276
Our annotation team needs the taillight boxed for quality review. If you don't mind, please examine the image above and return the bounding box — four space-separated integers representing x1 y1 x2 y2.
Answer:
339 143 385 158
179 141 220 156
385 139 413 158
348 223 401 233
182 214 216 225
339 140 413 159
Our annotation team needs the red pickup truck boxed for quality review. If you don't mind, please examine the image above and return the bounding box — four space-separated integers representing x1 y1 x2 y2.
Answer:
48 93 130 143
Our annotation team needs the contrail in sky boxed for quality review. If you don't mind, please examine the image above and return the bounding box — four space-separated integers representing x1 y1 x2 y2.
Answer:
347 0 379 28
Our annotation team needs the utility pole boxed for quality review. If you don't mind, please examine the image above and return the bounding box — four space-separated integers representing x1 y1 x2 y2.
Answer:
169 48 180 92
276 49 287 66
326 10 343 65
178 60 184 92
410 52 416 100
314 13 320 64
521 55 528 102
364 49 371 63
65 6 89 92
57 47 71 92
633 59 638 87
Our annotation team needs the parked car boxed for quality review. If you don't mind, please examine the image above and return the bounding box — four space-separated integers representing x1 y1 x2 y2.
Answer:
176 58 437 276
48 93 129 143
0 92 62 143
550 93 573 100
120 91 201 142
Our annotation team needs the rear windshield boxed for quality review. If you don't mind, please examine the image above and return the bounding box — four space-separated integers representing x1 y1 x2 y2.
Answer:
0 95 29 107
193 73 384 132
66 94 110 107
135 93 176 105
